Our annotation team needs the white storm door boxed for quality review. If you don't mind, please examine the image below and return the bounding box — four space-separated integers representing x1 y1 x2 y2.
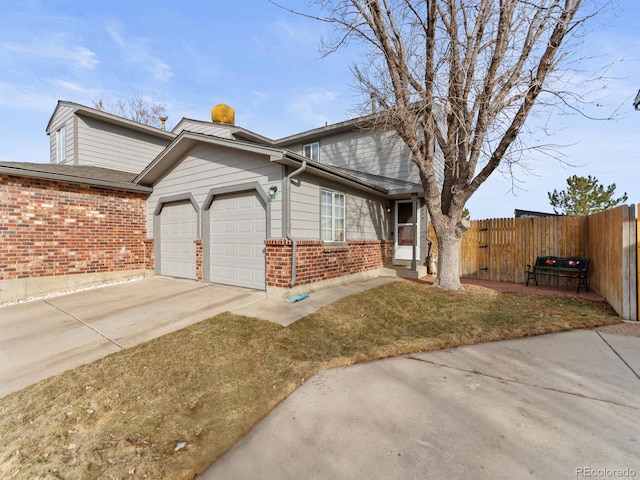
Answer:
394 200 419 261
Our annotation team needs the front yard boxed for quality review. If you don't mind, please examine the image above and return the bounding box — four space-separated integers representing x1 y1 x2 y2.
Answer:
0 280 620 479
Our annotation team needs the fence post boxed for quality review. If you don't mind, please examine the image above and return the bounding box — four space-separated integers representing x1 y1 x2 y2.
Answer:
624 204 638 321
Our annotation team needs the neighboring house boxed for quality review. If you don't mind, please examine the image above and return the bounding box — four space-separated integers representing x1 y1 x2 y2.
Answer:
0 101 442 303
514 209 562 218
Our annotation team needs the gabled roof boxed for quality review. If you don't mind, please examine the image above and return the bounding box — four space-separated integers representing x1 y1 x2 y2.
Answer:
172 117 275 145
0 162 152 193
332 166 422 197
274 112 379 146
134 131 389 196
45 100 176 140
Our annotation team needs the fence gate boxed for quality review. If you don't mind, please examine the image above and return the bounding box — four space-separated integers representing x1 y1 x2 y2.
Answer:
478 221 490 278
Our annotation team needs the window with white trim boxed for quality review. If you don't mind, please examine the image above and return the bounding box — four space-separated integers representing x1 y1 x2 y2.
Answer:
303 142 319 161
321 189 345 242
56 126 67 164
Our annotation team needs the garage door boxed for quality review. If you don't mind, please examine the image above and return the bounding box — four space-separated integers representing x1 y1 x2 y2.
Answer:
160 200 197 279
209 191 266 290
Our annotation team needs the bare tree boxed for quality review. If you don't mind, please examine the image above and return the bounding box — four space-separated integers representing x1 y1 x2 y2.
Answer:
93 91 168 128
292 0 602 290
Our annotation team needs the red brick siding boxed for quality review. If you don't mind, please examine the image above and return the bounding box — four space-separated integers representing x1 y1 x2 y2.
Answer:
265 239 393 288
0 174 150 280
194 238 203 282
143 239 155 270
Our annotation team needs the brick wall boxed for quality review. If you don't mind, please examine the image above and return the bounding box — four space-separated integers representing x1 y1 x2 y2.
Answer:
265 239 393 288
194 238 203 282
0 174 150 281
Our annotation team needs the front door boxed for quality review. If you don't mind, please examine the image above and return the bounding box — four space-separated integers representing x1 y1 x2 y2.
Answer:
394 200 419 262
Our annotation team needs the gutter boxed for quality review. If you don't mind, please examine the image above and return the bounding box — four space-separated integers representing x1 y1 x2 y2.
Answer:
285 160 307 287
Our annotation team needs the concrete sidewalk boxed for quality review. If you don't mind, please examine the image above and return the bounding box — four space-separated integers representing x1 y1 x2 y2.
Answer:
201 329 640 479
0 276 397 397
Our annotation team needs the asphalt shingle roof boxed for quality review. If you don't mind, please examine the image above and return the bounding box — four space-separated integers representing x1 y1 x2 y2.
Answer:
0 162 150 193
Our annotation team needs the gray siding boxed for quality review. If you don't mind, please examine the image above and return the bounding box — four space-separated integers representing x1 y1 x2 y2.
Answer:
146 144 283 237
76 116 170 174
289 172 389 241
289 127 446 188
290 128 421 184
48 104 75 165
172 120 236 138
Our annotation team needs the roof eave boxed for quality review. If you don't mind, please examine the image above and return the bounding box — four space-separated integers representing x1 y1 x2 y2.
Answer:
274 152 389 196
135 131 285 186
0 165 152 194
274 112 379 146
46 100 176 140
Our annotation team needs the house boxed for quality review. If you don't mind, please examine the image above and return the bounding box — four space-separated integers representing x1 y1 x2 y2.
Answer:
514 209 561 218
0 101 442 303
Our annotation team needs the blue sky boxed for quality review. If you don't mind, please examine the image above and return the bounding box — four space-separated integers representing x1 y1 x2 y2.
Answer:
0 0 638 219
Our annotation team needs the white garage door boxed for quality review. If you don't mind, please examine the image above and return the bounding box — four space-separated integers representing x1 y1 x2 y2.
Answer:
160 200 197 279
209 191 266 290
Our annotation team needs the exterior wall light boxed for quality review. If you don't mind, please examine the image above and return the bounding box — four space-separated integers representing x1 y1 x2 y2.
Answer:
268 185 278 200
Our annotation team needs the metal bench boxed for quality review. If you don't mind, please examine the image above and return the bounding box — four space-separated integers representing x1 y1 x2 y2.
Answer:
526 256 590 293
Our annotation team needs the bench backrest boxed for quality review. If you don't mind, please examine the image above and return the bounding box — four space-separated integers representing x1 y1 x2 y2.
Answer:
534 256 590 272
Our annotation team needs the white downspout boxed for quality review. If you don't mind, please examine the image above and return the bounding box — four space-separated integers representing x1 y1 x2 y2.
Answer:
286 160 307 287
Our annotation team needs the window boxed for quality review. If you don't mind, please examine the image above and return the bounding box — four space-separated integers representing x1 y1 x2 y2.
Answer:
56 126 67 164
303 142 319 161
321 189 345 242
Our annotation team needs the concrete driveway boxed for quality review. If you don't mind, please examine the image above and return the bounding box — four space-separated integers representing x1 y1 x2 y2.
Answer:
202 328 640 479
0 275 396 398
0 277 266 397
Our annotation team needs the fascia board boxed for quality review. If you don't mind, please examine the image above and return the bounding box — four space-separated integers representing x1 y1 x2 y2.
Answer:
135 131 285 186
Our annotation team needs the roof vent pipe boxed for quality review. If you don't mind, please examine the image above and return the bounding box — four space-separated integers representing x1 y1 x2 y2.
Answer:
159 116 168 131
285 160 307 288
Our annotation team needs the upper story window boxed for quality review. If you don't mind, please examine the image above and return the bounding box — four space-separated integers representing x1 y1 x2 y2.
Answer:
303 142 319 161
321 189 345 242
56 126 67 164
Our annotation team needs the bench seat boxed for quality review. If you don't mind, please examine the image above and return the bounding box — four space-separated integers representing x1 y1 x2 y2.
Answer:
526 256 590 293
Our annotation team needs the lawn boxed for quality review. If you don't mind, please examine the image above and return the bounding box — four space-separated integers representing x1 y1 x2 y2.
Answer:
0 280 620 479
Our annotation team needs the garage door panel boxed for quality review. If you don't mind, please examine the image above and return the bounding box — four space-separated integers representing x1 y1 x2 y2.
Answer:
224 244 238 256
224 220 238 233
238 244 253 257
238 219 253 233
210 220 223 234
237 268 253 283
208 191 266 290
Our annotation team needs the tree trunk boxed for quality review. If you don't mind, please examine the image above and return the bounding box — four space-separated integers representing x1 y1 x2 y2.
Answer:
433 227 463 290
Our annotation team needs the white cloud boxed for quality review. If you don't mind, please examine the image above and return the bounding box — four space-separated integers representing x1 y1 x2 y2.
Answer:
1 39 98 70
253 91 268 104
104 22 173 82
266 18 321 45
286 89 340 127
48 79 94 96
0 81 59 112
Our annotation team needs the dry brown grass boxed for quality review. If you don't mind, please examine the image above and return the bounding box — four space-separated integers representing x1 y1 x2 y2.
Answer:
0 281 619 479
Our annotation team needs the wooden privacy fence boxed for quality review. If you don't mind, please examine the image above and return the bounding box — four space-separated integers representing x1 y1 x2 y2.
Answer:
429 204 638 320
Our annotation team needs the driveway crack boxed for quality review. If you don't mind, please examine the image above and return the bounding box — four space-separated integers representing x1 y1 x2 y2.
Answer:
596 330 640 381
43 300 123 350
405 355 639 410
